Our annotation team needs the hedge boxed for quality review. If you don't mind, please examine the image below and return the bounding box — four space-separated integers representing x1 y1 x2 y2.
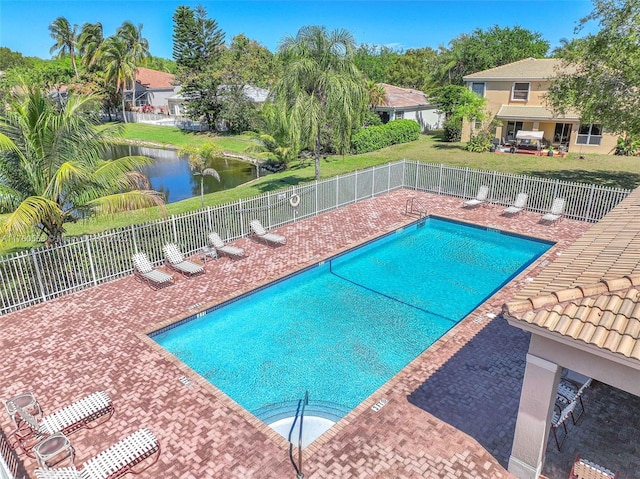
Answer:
351 119 421 154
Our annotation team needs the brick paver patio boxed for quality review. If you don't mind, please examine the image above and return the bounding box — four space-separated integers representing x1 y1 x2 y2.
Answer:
1 189 634 479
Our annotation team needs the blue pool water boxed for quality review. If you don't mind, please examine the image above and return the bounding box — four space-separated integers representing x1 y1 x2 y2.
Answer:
152 218 551 419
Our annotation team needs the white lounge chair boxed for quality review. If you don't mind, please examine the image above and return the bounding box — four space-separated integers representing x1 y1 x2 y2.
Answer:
249 220 286 246
463 185 489 208
541 198 566 223
132 253 174 290
502 193 528 216
34 428 160 479
208 232 246 259
9 391 114 455
163 243 205 277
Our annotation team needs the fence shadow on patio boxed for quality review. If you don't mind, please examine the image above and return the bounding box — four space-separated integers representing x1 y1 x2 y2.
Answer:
407 316 530 469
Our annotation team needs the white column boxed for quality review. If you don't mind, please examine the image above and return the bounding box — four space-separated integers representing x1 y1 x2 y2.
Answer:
508 353 561 479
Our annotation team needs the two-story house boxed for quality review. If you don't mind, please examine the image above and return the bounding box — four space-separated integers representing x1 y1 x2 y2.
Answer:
462 58 618 155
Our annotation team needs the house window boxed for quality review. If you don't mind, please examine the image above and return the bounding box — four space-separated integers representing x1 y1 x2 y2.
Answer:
471 82 485 97
474 120 482 130
576 124 603 145
511 82 530 101
395 111 404 120
554 123 572 145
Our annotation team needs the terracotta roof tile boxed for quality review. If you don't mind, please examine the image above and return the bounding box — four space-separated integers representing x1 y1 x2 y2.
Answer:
135 67 175 90
503 279 640 360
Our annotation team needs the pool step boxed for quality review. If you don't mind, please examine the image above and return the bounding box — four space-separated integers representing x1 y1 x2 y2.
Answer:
253 399 351 424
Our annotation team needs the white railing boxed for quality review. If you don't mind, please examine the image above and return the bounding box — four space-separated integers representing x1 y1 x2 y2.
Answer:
0 161 631 316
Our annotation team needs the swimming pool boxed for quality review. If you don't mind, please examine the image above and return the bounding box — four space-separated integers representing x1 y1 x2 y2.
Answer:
152 218 551 423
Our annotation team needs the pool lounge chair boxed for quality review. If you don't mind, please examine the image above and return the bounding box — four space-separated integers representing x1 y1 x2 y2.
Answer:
541 198 566 223
463 185 489 208
502 193 528 216
132 253 174 290
34 428 160 479
569 455 618 479
208 232 246 259
249 220 286 246
163 243 205 277
9 391 114 455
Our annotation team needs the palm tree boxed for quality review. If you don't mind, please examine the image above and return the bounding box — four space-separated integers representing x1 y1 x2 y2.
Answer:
270 26 367 180
77 22 104 71
0 84 164 245
100 36 136 122
116 21 151 65
49 16 79 79
178 144 221 208
366 80 386 109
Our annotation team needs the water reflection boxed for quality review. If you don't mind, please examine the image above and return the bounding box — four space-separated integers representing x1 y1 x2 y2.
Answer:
110 145 257 204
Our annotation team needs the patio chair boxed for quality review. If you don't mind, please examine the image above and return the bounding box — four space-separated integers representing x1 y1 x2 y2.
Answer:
132 253 174 290
550 399 576 451
34 428 160 479
208 232 246 259
568 455 618 479
502 193 528 216
556 378 592 424
9 391 114 455
163 243 205 277
5 392 43 427
463 185 489 208
541 198 566 223
249 220 286 246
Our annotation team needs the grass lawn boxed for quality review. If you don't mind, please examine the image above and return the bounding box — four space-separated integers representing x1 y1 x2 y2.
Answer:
1 125 638 255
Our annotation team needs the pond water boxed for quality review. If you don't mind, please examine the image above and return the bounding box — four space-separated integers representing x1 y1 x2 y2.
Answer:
110 145 257 204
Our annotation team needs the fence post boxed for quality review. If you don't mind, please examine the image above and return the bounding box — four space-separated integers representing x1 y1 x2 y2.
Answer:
130 224 138 252
387 162 391 192
463 168 469 198
585 184 596 222
84 236 98 286
438 164 443 195
171 215 178 243
207 206 213 232
414 161 419 190
30 249 48 302
371 167 375 197
315 180 319 216
239 199 245 235
267 194 272 227
402 159 406 188
335 175 339 208
354 169 358 201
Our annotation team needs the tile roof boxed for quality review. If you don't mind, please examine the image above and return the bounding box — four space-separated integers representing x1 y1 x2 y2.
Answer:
378 83 429 108
135 67 175 90
503 187 640 362
463 58 573 81
496 105 580 121
503 275 640 360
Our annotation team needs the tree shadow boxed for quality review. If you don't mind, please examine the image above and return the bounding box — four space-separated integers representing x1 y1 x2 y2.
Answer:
407 317 530 468
522 170 640 190
252 174 313 193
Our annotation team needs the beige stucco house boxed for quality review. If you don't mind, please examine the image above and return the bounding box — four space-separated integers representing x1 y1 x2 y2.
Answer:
462 58 618 155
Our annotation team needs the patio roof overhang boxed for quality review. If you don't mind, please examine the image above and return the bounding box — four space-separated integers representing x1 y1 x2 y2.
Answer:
496 105 580 122
504 186 640 479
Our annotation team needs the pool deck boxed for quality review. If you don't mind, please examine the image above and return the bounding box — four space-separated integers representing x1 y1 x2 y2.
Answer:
2 188 631 479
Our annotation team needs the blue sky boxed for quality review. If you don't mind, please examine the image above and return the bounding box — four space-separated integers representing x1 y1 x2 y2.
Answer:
1 0 597 59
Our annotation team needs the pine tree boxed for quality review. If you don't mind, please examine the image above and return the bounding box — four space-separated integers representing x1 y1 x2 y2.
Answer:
172 5 226 129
